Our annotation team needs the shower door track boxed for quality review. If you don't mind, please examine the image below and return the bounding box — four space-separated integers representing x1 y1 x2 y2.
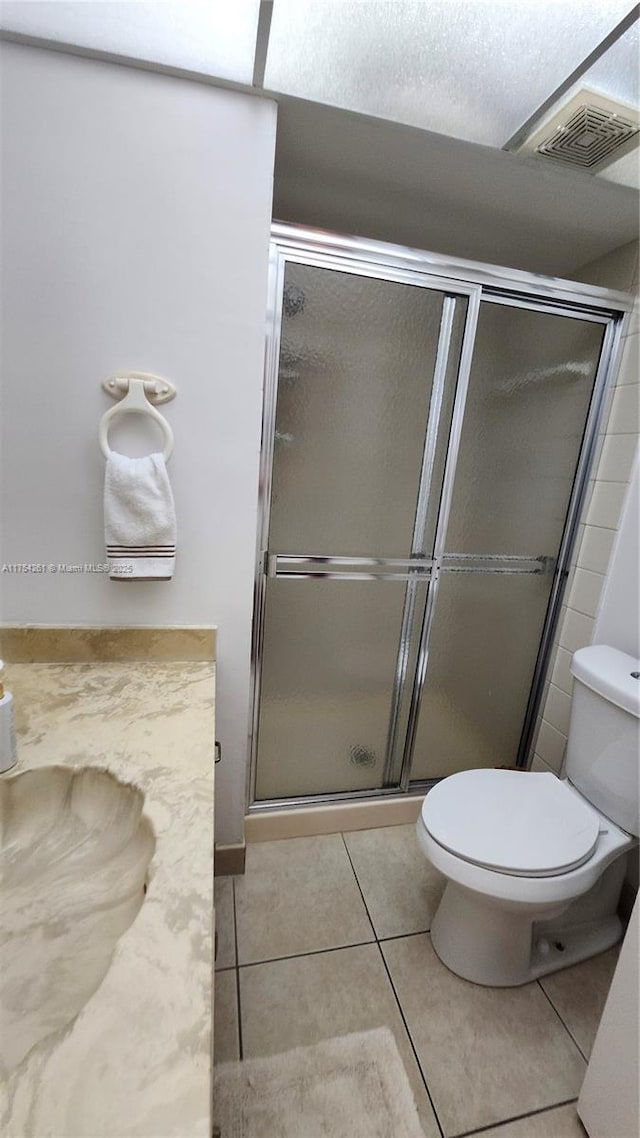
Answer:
270 223 632 314
247 223 630 815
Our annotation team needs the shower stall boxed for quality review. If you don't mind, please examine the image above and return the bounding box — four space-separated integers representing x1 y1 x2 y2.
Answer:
248 224 630 813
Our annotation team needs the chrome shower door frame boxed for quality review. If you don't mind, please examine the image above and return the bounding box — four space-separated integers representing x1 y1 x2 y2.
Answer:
247 223 630 813
248 238 482 808
403 298 627 793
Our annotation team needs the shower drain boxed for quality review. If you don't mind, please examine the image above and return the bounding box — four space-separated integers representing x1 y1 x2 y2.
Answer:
350 745 377 769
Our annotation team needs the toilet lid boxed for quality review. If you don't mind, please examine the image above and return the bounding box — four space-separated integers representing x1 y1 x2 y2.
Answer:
421 770 600 877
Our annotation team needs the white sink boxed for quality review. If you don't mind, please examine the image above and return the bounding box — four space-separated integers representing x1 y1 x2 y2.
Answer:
0 765 155 1074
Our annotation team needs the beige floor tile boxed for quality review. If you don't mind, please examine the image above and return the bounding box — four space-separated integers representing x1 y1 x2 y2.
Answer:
215 876 236 971
344 824 445 938
479 1103 586 1138
539 947 619 1059
239 942 440 1138
214 970 240 1063
235 835 374 964
382 934 585 1137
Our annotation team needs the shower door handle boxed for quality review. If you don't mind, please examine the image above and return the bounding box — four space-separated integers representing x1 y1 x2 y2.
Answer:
266 554 434 581
266 553 555 578
441 553 556 574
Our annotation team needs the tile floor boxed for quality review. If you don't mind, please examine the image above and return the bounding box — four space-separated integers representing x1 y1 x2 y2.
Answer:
214 824 619 1138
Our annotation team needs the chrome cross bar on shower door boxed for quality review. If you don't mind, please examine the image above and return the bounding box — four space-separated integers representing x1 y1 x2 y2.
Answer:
267 555 435 580
440 553 557 574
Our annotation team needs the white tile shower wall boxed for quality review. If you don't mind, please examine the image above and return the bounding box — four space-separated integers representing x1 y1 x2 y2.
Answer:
0 43 277 845
533 238 639 778
595 456 639 659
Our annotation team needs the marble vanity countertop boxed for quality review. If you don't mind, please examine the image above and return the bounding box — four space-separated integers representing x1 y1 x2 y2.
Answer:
1 659 215 1138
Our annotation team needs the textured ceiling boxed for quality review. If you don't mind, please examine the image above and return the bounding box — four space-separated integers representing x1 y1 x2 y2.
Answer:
266 1 636 150
2 0 638 264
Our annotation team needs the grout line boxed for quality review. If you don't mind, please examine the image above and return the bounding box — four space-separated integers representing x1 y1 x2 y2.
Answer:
236 927 434 969
376 937 446 1138
238 938 377 969
564 604 598 620
579 520 619 532
536 978 589 1064
595 473 637 484
340 833 446 1138
577 522 620 534
379 928 431 942
231 878 244 1061
452 1096 579 1138
339 832 378 941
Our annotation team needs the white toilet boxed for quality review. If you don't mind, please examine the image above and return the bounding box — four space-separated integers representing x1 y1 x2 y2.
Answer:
417 644 640 986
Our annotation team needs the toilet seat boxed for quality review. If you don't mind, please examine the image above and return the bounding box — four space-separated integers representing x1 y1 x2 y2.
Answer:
421 769 601 877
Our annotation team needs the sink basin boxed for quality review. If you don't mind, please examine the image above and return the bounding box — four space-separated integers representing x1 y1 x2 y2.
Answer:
0 765 155 1074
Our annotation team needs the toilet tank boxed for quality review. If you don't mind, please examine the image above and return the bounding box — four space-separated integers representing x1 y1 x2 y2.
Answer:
566 645 640 837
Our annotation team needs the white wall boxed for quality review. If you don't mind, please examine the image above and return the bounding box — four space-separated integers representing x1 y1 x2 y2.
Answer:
0 43 277 845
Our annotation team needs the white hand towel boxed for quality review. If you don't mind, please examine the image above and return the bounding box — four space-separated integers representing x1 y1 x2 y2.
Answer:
104 452 176 580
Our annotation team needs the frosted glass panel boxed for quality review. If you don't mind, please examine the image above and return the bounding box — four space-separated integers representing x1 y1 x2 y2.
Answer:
266 1 630 146
0 1 260 84
411 573 552 781
269 263 453 557
256 579 427 799
444 305 604 557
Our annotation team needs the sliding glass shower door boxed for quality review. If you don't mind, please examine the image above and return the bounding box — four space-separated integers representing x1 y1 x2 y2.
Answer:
252 260 474 801
250 228 618 808
410 303 606 781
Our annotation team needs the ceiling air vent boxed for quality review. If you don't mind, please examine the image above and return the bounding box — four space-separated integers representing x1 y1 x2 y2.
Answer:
519 89 639 173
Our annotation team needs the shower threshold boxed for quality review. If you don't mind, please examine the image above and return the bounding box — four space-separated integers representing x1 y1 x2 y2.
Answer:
245 792 426 843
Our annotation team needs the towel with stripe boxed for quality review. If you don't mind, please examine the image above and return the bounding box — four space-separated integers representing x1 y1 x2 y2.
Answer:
104 451 176 580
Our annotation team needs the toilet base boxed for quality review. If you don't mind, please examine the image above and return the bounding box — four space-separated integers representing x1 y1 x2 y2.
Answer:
430 857 627 987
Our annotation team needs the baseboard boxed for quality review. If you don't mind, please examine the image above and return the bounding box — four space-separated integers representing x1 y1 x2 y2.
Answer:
214 842 246 876
245 794 425 842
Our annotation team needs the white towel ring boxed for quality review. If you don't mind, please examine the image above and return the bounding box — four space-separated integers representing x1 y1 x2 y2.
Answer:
99 375 174 462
